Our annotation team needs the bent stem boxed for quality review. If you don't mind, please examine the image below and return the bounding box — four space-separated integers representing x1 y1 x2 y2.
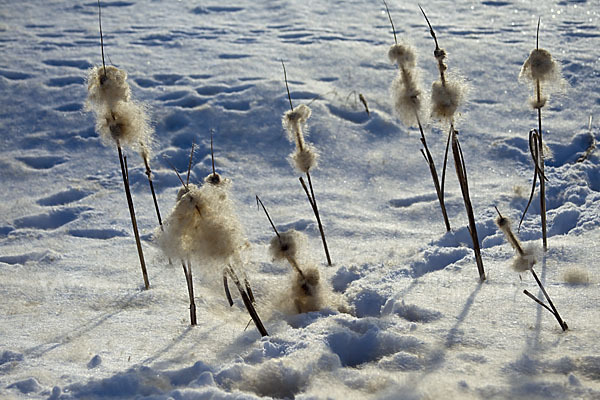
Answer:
118 145 149 290
225 266 268 337
417 115 451 232
451 130 485 281
182 260 197 326
524 268 568 331
536 81 548 251
300 173 332 266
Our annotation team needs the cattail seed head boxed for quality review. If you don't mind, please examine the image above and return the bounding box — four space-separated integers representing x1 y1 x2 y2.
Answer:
158 182 245 263
511 245 537 272
520 49 560 83
391 68 426 127
96 101 151 149
292 266 322 313
269 229 303 261
388 43 416 69
430 76 466 121
291 145 318 173
86 65 131 109
283 104 311 138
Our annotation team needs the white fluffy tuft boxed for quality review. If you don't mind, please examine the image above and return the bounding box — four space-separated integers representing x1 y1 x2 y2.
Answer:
430 76 467 121
95 101 152 150
520 48 561 83
511 245 537 272
391 68 426 127
291 267 323 313
156 182 245 264
388 43 416 69
269 229 303 261
86 65 131 109
291 145 318 173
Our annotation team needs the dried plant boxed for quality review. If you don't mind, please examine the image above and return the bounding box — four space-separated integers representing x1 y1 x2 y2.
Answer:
420 6 485 281
85 0 150 289
518 19 565 251
495 207 567 331
281 62 332 266
384 1 450 232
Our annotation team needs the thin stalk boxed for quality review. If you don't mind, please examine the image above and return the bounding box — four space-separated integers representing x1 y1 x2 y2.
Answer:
118 145 149 290
143 157 163 227
225 266 268 337
223 272 234 307
536 81 547 251
186 142 195 186
529 268 568 331
451 131 485 281
282 61 294 112
417 115 451 232
97 0 106 77
300 173 332 266
256 195 280 239
182 260 197 326
440 126 452 205
383 0 397 45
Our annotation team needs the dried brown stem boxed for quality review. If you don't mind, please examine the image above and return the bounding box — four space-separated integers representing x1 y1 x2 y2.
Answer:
282 61 294 112
300 174 332 266
451 131 485 281
225 266 268 337
182 260 197 325
528 268 568 331
417 115 451 232
383 0 397 45
118 145 149 290
143 157 163 227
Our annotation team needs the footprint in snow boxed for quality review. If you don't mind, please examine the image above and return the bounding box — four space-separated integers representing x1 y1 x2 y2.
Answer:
17 155 67 170
13 207 87 230
42 59 92 70
37 188 92 206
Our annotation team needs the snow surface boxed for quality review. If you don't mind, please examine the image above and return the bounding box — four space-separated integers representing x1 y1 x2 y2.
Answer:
1 0 600 399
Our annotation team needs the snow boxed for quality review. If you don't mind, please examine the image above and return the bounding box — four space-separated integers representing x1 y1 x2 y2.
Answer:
1 0 600 399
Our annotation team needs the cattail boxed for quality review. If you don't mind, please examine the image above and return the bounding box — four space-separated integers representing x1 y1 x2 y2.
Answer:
383 4 450 232
518 19 565 251
430 76 467 122
420 5 484 280
86 1 151 289
95 101 152 150
269 229 302 262
86 65 131 109
494 213 536 272
494 207 567 331
281 63 331 266
520 48 563 109
282 104 318 173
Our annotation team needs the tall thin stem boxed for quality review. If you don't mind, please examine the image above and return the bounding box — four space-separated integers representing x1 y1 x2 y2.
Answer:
300 173 332 266
182 261 197 326
417 115 451 232
118 145 149 289
97 0 106 77
536 81 547 251
451 131 485 281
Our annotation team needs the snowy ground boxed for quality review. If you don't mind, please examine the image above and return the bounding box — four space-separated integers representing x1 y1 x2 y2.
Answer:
1 0 599 399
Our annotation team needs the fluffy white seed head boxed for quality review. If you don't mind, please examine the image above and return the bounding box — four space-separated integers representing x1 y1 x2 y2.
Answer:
520 48 564 109
86 65 131 109
511 245 537 272
520 48 561 83
292 267 322 313
269 229 305 261
291 145 318 173
157 182 245 263
391 68 427 127
95 101 152 150
283 104 311 147
430 76 467 122
388 43 416 69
